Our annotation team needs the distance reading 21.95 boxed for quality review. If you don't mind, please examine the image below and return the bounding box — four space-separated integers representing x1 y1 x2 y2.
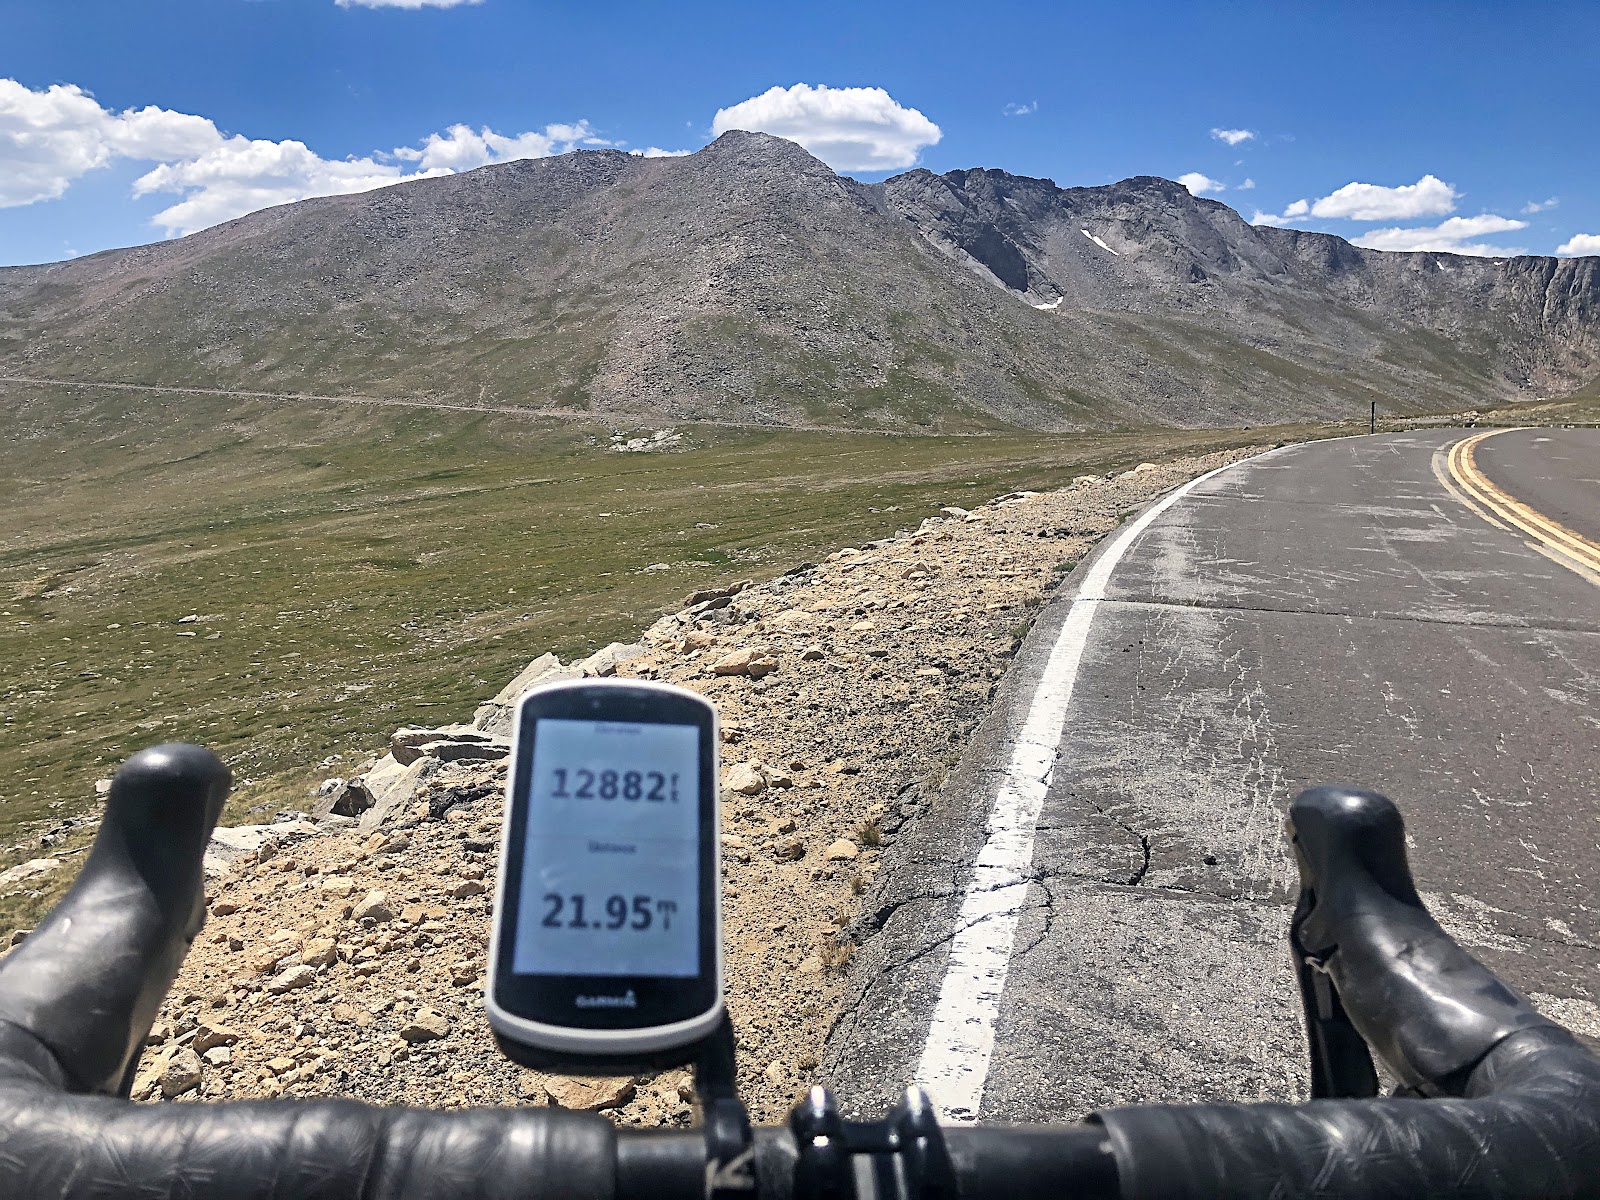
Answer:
550 769 681 803
542 893 680 931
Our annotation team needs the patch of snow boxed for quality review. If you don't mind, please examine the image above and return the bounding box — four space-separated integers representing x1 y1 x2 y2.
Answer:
1031 297 1064 311
1080 229 1119 255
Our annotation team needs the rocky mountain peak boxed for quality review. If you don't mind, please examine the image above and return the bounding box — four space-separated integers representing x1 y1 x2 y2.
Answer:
1 137 1596 431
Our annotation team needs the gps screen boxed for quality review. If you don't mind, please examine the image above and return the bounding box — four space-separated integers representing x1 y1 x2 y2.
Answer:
511 717 702 979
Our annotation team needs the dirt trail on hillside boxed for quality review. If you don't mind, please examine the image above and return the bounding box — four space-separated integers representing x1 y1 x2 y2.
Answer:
109 446 1268 1122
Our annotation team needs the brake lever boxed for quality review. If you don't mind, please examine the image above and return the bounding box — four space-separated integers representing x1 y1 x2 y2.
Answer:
1288 874 1378 1099
0 744 229 1097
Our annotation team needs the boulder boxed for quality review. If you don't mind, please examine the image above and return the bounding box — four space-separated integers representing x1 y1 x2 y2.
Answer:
312 778 374 819
392 724 491 765
473 654 578 737
0 858 62 894
683 581 750 607
356 756 443 831
576 641 644 679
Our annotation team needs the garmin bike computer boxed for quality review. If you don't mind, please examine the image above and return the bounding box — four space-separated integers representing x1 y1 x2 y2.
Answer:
486 678 723 1072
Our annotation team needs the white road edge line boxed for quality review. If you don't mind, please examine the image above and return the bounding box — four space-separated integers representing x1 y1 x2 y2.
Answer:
912 450 1277 1122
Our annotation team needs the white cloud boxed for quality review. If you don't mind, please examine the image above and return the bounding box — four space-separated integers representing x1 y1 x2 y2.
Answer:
1556 233 1600 257
1522 196 1559 214
394 121 607 173
0 79 224 206
711 83 940 172
1309 174 1458 221
1250 210 1288 227
632 147 693 158
1 79 608 237
1351 214 1528 257
1283 199 1310 217
335 0 481 7
1177 172 1225 196
1003 101 1038 117
1210 127 1255 145
1239 177 1255 190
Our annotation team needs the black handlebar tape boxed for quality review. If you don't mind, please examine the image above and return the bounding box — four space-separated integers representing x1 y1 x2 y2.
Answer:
1287 785 1555 1095
1092 1026 1600 1200
0 1086 620 1200
0 743 231 1096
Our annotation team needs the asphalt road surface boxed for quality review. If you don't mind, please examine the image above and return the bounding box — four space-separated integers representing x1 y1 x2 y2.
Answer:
825 427 1599 1123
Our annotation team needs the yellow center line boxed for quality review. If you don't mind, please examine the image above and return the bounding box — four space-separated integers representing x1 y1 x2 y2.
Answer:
1444 428 1600 581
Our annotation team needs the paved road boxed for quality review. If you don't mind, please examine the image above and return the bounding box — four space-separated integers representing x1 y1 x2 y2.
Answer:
826 427 1599 1122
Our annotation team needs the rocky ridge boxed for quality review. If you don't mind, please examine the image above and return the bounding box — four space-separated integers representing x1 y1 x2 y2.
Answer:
96 449 1268 1122
3 132 1596 431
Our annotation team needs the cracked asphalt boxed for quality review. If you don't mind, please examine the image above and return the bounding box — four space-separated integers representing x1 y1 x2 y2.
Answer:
824 428 1600 1121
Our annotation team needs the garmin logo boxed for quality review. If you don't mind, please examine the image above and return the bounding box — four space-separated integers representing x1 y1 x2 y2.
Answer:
575 989 638 1010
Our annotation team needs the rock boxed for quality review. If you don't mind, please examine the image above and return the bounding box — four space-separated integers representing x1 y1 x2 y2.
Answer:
608 430 683 454
712 648 757 676
849 620 875 633
576 642 644 679
211 900 238 916
472 653 579 737
415 739 510 764
799 647 825 661
745 654 780 679
825 839 859 862
774 838 806 862
202 1046 232 1066
302 938 339 967
251 945 294 975
332 1002 374 1027
797 956 824 975
544 1075 637 1111
684 581 749 607
391 725 508 767
160 1047 204 1098
356 756 443 830
353 890 396 923
723 763 767 795
939 506 970 519
451 879 488 899
764 768 794 789
313 778 374 819
193 1022 242 1053
202 820 320 876
0 858 62 893
399 1009 450 1042
266 965 316 994
763 1061 786 1085
393 724 489 760
680 629 717 651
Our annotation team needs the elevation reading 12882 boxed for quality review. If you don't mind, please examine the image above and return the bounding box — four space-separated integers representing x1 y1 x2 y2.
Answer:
511 718 701 979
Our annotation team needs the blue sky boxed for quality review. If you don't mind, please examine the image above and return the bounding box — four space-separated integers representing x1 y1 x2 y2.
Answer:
2 0 1597 266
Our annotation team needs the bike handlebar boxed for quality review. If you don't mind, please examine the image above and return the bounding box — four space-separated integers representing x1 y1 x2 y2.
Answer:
0 746 1595 1198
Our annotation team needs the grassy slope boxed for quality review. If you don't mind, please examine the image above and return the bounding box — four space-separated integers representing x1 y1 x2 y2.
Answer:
1 381 1363 926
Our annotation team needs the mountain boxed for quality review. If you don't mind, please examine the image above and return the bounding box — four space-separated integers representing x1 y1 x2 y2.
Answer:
2 131 1596 432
